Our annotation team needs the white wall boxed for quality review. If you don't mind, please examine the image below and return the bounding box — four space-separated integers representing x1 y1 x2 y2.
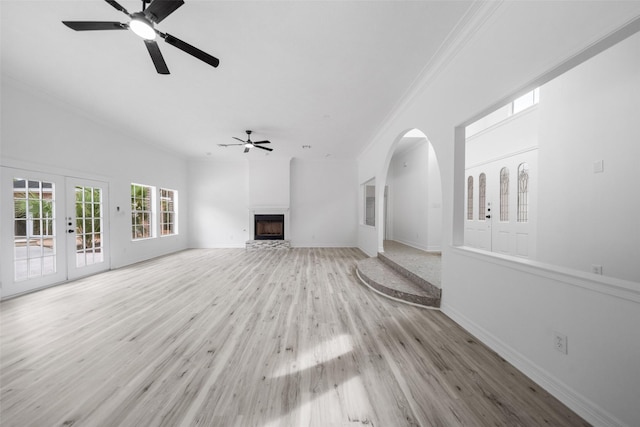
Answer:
357 3 640 426
290 158 358 247
187 159 250 248
188 157 358 248
248 157 291 208
426 142 443 251
0 77 189 278
536 33 640 283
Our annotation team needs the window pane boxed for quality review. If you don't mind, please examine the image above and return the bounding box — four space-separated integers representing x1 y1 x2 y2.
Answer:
131 183 155 240
159 188 177 236
517 163 529 222
13 178 56 281
479 173 486 221
467 176 473 220
500 168 509 222
364 182 375 226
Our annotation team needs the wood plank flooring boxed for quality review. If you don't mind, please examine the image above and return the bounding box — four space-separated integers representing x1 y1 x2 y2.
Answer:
0 248 588 426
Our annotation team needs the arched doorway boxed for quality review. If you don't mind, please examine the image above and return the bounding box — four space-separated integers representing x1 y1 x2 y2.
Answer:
382 128 442 253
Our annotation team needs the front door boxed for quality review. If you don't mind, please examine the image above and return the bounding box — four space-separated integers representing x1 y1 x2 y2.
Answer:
464 150 537 258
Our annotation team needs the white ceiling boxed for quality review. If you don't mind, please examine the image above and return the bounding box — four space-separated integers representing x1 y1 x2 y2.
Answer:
1 0 475 160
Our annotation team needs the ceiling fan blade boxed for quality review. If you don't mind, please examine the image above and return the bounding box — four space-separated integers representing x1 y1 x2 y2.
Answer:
62 21 127 31
218 143 244 147
144 0 185 24
252 140 271 145
161 32 220 68
104 0 129 15
244 147 250 153
254 145 274 152
232 137 246 143
144 40 170 74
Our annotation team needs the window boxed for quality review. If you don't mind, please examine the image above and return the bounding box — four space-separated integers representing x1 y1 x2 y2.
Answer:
466 87 540 137
517 163 529 222
499 167 509 222
512 88 540 115
13 178 56 281
479 173 486 221
363 180 375 226
466 176 473 220
160 188 177 236
131 183 155 240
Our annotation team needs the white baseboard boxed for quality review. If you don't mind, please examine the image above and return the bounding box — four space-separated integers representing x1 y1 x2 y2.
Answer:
441 303 625 427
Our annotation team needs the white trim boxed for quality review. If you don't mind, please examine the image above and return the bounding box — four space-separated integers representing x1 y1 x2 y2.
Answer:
451 246 640 303
465 146 539 170
441 303 626 427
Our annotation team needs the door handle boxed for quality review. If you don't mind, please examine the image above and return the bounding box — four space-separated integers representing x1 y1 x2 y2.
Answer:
486 215 491 219
68 229 75 234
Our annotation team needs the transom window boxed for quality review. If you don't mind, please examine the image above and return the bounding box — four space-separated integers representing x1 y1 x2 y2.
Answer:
131 183 155 240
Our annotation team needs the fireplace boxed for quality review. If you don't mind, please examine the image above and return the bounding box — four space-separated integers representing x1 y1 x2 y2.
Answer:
254 214 285 240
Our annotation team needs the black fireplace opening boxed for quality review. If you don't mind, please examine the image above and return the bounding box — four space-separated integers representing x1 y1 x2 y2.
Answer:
254 214 285 240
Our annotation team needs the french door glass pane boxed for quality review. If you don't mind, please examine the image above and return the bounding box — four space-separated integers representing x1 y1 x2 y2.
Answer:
75 186 103 267
13 178 56 281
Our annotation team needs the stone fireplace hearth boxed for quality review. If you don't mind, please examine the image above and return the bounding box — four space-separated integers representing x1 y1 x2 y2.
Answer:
247 207 290 250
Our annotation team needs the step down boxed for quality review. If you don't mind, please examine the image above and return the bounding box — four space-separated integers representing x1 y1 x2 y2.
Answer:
356 257 441 308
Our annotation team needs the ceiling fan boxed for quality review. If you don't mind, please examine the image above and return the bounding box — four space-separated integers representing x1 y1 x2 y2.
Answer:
218 130 273 153
62 0 219 74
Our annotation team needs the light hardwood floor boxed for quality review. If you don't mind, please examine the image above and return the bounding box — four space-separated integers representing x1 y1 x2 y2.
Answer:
1 248 588 426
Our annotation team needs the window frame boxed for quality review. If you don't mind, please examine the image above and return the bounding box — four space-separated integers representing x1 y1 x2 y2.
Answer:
363 179 376 227
131 183 156 241
159 188 178 237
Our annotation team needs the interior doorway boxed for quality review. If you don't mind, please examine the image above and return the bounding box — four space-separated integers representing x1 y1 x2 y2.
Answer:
383 129 442 253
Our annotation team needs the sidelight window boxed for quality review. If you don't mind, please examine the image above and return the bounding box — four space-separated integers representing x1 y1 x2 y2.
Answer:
479 173 486 221
517 163 529 222
499 167 509 222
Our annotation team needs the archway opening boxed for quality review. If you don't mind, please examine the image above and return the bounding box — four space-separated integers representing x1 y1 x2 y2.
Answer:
379 128 443 289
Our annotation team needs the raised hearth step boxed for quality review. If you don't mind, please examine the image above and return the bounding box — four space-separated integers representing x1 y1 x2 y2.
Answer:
356 257 440 308
246 239 291 250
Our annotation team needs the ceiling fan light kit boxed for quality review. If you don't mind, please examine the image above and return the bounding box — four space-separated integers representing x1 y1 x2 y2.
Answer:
62 0 219 74
128 13 156 40
218 130 274 154
63 2 269 155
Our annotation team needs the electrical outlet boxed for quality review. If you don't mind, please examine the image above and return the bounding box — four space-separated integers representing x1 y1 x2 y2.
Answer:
592 265 603 275
553 331 568 355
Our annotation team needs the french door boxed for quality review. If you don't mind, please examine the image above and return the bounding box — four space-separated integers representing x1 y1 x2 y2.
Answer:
66 177 110 280
1 167 110 298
